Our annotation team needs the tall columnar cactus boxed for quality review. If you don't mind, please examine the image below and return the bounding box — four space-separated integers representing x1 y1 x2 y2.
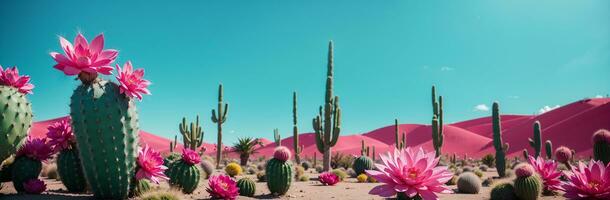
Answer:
360 140 370 156
431 86 444 157
592 129 610 165
292 91 302 164
544 140 552 159
211 84 229 169
274 128 281 147
0 66 34 163
394 119 405 150
529 121 542 158
179 115 204 150
266 147 293 195
312 41 342 172
492 102 509 177
169 135 177 153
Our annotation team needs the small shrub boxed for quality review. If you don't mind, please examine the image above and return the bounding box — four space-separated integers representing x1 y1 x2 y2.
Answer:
298 175 309 182
301 161 311 170
446 175 458 185
474 170 484 178
295 166 305 179
479 164 489 172
331 169 348 181
356 174 367 183
256 171 266 182
481 154 495 167
225 162 242 177
139 188 183 200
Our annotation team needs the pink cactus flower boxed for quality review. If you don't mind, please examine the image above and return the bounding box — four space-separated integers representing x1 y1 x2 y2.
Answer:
319 172 340 186
561 160 610 199
17 137 53 161
365 147 453 200
515 163 535 177
555 146 573 163
115 61 151 101
0 65 34 94
23 178 46 194
527 156 563 192
46 119 74 152
206 175 239 200
273 146 291 162
136 145 169 184
50 33 117 76
182 148 201 165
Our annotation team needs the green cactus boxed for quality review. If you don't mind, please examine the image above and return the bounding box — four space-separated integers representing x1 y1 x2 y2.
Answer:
274 128 281 147
431 86 444 158
395 119 405 150
293 91 302 164
0 86 33 162
132 179 151 197
352 155 374 175
372 146 376 161
493 102 509 177
514 174 542 200
490 183 518 200
545 140 552 159
169 135 177 153
0 156 14 182
237 177 256 197
312 41 342 172
167 159 201 194
457 172 482 194
523 149 530 160
70 79 138 199
360 140 370 156
528 121 542 158
211 84 229 169
57 148 86 192
179 116 204 151
266 157 293 195
593 129 610 165
11 156 41 192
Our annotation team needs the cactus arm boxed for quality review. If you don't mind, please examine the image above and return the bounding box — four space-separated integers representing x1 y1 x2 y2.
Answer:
545 140 553 159
211 110 218 123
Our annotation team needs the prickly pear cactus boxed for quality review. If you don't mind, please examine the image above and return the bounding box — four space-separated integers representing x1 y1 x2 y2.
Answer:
0 86 33 162
70 80 139 199
11 156 41 192
57 148 87 192
167 160 201 194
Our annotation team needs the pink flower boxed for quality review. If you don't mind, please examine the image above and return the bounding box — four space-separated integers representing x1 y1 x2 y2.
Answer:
206 175 239 200
561 160 610 200
17 137 53 161
23 178 46 194
50 33 117 76
136 145 169 184
365 147 453 200
46 119 74 152
528 156 563 192
115 61 151 100
273 146 291 162
0 65 34 94
319 172 340 186
182 148 201 165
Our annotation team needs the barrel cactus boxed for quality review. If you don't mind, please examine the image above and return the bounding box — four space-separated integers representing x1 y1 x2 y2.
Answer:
225 162 242 177
266 146 293 195
457 172 481 194
352 155 374 175
592 129 610 165
490 182 518 200
47 118 87 192
11 137 53 192
513 164 542 200
167 148 202 194
0 66 34 163
237 177 256 197
50 33 151 199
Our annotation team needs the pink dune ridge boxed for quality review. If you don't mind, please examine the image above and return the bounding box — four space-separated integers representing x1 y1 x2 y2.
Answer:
28 98 610 159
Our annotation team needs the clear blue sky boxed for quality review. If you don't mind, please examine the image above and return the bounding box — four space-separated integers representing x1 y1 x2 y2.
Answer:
1 1 608 144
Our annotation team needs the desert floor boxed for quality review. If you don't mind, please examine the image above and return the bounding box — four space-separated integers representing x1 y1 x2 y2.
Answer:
0 170 566 200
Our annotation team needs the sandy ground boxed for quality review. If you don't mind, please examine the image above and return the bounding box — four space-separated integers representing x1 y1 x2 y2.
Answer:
0 170 567 200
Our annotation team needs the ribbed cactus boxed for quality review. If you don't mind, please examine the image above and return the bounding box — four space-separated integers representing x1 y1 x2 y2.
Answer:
490 183 518 200
266 147 293 195
592 129 610 165
292 91 302 164
492 102 509 177
394 119 405 150
0 86 33 162
544 140 552 159
169 135 177 153
528 121 542 158
431 86 444 158
312 41 342 172
57 148 86 192
274 128 281 147
211 84 229 169
11 156 41 192
514 164 542 200
71 79 139 199
179 116 204 150
457 172 482 194
237 177 256 197
167 160 201 194
352 155 374 175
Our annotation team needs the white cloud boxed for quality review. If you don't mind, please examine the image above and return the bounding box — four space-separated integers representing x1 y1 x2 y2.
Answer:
474 104 489 112
440 66 454 71
539 105 560 114
508 95 520 99
595 94 604 98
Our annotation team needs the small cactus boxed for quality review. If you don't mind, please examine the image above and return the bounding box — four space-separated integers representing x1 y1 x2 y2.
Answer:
166 149 202 194
544 140 552 159
178 116 204 151
225 163 242 177
528 121 542 158
554 146 573 169
236 178 256 197
352 155 374 175
274 128 281 147
457 172 482 194
513 164 542 200
356 174 368 183
490 183 518 200
266 147 293 195
592 129 610 165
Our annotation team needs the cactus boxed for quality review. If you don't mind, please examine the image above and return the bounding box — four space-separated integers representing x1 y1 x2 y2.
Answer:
394 119 406 150
57 148 86 192
544 140 552 159
132 179 151 197
0 85 33 163
528 121 542 158
167 159 201 194
179 116 204 150
11 156 41 192
266 147 293 195
225 162 242 177
293 91 302 164
211 84 229 169
352 155 374 175
457 172 481 194
592 129 610 165
237 178 256 197
274 128 281 147
492 102 509 177
312 41 342 172
360 140 369 156
200 160 214 179
514 164 542 200
0 156 14 182
372 146 376 161
70 79 139 199
169 135 177 153
523 149 530 160
490 183 518 200
431 86 444 158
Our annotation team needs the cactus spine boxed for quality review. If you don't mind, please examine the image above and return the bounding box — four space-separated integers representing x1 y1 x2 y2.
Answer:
528 121 542 158
167 160 201 194
492 102 509 177
312 41 342 172
431 86 444 157
274 128 281 147
57 148 86 192
71 79 138 199
179 115 204 150
293 91 302 164
544 140 552 159
211 84 229 169
395 119 405 150
0 86 33 162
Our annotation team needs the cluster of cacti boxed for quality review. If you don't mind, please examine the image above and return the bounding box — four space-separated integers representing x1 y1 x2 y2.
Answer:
225 162 242 177
0 67 33 163
457 172 481 194
352 155 374 175
431 85 444 157
211 84 229 169
312 41 342 172
56 148 86 192
492 102 510 177
179 115 204 150
528 121 542 158
513 164 542 200
266 147 293 195
237 178 256 197
544 140 552 159
274 128 281 147
394 119 406 150
592 129 610 165
167 149 202 194
292 91 302 164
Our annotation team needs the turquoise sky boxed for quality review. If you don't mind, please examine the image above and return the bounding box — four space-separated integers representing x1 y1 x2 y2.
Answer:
1 1 608 144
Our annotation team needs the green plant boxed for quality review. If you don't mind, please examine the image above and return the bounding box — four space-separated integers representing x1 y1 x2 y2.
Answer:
256 171 266 182
544 140 552 159
139 189 183 200
301 161 311 170
211 84 229 169
474 170 484 178
132 179 151 197
431 85 444 157
493 102 510 177
225 162 242 177
167 160 201 194
57 148 86 192
273 128 281 147
395 119 406 150
457 172 481 194
593 129 610 165
481 154 495 167
265 153 293 195
11 156 42 192
169 135 177 153
312 41 342 172
514 166 542 200
0 85 32 162
331 169 348 181
490 183 518 200
357 174 367 183
236 178 256 197
292 91 302 164
179 116 204 150
295 166 305 179
232 137 262 166
298 175 309 182
528 121 542 158
352 155 374 175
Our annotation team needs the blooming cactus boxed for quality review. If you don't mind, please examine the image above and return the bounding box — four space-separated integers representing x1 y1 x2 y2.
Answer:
136 145 169 184
23 178 46 194
365 147 453 200
50 33 117 76
0 65 34 94
206 175 239 200
46 118 75 152
17 137 53 161
561 160 610 199
182 148 201 165
319 172 340 186
527 155 562 193
115 61 151 100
